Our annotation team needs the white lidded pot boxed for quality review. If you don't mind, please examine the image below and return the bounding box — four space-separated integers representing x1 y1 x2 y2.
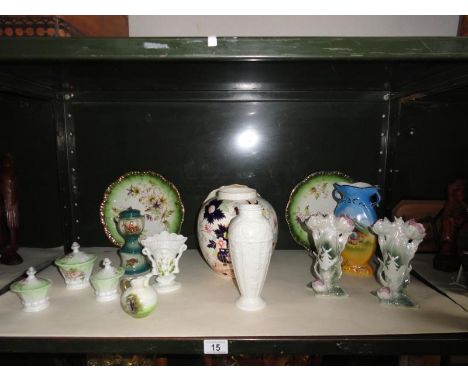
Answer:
197 184 277 277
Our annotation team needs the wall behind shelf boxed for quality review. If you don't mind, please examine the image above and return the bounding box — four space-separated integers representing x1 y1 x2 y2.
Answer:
72 100 383 249
129 16 459 37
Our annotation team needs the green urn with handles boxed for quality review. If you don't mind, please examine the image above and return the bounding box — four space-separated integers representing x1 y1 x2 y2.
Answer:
114 207 150 276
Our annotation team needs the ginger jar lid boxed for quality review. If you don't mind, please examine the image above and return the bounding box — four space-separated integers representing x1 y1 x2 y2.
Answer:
92 258 123 280
217 185 257 201
118 207 142 220
55 242 96 267
10 267 51 293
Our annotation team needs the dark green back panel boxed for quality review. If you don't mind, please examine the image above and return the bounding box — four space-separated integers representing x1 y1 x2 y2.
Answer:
0 37 467 248
73 101 383 249
0 95 62 246
391 101 468 206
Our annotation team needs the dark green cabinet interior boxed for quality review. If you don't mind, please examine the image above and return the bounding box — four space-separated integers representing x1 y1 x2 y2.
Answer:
0 37 467 249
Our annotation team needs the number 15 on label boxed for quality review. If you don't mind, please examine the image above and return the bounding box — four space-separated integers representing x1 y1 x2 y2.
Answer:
203 339 228 354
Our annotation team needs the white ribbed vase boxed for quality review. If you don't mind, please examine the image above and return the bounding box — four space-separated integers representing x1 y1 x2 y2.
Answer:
229 204 274 311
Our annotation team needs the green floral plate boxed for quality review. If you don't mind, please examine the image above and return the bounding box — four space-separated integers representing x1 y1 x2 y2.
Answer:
286 171 353 250
100 171 184 247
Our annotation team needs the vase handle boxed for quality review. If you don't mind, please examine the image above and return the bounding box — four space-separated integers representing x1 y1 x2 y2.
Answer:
142 247 158 276
332 188 342 202
114 216 122 235
174 244 187 273
372 190 382 207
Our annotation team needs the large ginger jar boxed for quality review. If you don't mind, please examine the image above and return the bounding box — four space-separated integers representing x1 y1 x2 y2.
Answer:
197 185 278 277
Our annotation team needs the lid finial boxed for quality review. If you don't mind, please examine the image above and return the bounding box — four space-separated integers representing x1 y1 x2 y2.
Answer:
102 258 112 268
71 242 80 253
26 267 36 278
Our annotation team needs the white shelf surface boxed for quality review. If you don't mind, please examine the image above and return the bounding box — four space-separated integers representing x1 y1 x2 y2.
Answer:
0 247 63 293
0 248 467 338
413 254 468 312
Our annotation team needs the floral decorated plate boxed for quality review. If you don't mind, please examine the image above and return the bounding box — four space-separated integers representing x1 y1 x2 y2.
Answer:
100 171 184 247
286 171 353 250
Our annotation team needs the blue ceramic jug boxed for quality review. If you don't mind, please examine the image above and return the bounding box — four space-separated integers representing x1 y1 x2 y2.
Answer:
333 183 380 226
332 182 381 276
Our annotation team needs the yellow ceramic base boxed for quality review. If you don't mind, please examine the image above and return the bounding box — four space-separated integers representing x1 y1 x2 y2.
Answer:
341 230 377 277
342 262 374 277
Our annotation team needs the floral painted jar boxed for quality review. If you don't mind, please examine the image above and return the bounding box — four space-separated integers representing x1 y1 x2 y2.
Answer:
10 267 52 312
197 184 278 277
55 242 97 290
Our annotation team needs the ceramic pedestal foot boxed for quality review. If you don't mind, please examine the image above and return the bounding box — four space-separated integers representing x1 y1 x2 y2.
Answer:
23 298 49 312
66 281 90 290
236 296 266 311
372 288 417 308
154 281 181 294
95 290 119 302
307 281 347 297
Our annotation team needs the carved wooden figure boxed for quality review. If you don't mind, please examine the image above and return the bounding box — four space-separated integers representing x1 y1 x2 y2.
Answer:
433 179 468 272
0 153 22 265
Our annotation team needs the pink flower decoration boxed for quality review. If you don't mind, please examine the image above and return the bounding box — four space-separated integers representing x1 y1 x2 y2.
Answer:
215 238 227 249
377 287 391 299
341 215 354 226
408 219 425 234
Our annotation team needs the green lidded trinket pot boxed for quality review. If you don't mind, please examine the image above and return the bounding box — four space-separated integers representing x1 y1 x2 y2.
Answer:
10 267 52 312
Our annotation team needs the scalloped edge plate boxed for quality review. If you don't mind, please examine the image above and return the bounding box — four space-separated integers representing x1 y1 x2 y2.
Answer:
286 171 353 250
100 171 184 247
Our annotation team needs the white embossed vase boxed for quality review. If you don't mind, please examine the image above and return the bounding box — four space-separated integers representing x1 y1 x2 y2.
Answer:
372 217 426 307
141 231 188 294
229 204 274 311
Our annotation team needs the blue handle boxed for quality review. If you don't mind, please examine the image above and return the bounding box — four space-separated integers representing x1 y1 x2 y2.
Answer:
372 189 381 206
332 188 342 202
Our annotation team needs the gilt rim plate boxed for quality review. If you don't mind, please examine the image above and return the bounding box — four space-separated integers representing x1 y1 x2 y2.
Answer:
286 171 353 250
100 171 184 247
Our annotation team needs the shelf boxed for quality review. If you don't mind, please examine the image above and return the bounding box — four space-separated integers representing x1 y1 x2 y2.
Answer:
1 248 467 355
1 37 468 61
413 254 468 312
